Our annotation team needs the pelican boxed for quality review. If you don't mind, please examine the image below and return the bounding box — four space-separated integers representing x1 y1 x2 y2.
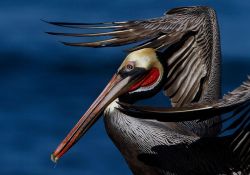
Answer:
48 6 250 174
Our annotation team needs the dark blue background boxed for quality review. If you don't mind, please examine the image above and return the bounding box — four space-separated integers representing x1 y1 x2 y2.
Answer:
0 1 249 175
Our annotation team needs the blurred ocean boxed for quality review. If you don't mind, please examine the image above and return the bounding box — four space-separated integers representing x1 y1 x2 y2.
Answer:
0 1 249 175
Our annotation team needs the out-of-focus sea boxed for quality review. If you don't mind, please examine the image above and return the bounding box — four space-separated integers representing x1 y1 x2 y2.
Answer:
0 1 249 175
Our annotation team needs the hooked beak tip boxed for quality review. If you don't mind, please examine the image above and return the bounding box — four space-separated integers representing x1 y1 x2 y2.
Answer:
51 153 59 163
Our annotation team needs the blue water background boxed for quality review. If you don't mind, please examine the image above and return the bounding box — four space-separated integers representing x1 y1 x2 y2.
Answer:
0 0 249 175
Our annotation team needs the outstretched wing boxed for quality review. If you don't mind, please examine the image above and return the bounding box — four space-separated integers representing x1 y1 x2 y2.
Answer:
119 77 250 173
46 7 203 50
118 76 250 122
47 6 217 107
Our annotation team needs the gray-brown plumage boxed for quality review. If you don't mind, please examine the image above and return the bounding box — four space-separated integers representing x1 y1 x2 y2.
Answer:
48 6 250 175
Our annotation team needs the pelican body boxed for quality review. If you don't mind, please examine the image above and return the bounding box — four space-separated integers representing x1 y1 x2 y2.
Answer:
48 6 250 175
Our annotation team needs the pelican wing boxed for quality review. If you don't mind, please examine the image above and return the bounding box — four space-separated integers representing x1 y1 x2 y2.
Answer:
119 77 250 173
46 7 201 49
118 77 250 122
47 7 217 107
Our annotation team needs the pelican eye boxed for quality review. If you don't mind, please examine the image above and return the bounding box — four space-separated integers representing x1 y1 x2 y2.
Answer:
126 64 134 71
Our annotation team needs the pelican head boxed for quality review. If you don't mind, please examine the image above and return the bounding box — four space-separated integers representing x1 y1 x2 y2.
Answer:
51 48 165 162
119 48 164 96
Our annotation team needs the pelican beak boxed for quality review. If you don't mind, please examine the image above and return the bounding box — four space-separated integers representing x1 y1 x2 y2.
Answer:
51 70 146 162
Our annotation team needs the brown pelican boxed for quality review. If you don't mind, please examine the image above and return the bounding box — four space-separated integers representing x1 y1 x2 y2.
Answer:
47 6 250 174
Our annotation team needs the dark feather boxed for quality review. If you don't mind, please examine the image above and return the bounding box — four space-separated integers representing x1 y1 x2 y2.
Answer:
118 77 250 173
118 76 250 121
46 7 215 109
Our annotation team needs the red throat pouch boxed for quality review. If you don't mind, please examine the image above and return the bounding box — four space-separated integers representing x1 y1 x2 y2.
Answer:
129 68 160 92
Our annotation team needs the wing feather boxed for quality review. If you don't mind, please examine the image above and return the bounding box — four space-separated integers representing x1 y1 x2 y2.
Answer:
46 7 203 50
118 76 250 120
118 77 250 173
47 7 214 107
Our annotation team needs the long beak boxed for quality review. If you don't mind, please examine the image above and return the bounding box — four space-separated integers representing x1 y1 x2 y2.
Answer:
51 72 144 162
